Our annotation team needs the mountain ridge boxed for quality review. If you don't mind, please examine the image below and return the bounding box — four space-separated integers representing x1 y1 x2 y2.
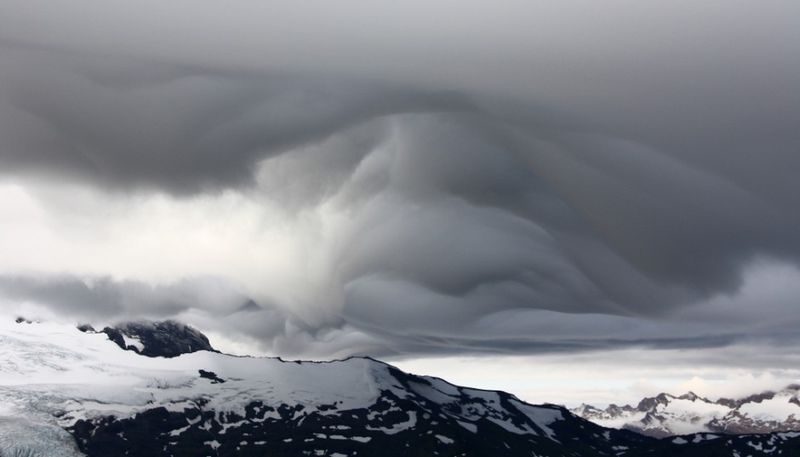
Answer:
573 386 800 437
2 317 800 456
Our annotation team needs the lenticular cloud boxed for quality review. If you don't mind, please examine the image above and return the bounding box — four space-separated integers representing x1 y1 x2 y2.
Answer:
0 0 799 358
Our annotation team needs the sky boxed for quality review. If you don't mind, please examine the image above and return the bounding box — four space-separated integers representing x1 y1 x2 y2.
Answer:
0 0 799 406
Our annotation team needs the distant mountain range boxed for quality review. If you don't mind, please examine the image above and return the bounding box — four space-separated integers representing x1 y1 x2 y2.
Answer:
1 317 799 456
573 387 800 437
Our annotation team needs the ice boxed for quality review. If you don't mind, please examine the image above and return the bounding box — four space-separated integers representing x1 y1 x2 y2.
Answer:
0 417 84 457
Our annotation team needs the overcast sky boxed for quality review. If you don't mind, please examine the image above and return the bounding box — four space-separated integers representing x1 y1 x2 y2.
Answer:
0 0 799 405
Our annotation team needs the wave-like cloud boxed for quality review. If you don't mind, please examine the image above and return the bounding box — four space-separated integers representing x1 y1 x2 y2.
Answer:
0 0 799 360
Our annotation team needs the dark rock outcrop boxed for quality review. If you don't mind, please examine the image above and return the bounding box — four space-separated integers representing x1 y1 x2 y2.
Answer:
101 320 215 358
198 369 225 384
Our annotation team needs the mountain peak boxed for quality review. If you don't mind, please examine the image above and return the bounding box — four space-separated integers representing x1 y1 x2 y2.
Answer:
634 392 673 412
98 320 216 358
677 391 704 401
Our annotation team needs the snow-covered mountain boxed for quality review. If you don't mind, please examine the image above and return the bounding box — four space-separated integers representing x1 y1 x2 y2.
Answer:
2 317 800 456
573 388 800 438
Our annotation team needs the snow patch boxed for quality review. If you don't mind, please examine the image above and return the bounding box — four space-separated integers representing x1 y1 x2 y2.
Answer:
121 333 144 352
435 434 454 444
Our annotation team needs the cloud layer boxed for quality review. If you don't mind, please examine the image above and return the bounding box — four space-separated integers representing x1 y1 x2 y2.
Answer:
0 0 799 361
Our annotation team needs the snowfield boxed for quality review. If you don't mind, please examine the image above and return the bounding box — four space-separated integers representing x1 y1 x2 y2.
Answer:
0 319 570 456
0 320 386 423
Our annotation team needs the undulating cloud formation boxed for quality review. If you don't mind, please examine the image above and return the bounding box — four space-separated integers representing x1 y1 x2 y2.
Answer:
0 0 799 375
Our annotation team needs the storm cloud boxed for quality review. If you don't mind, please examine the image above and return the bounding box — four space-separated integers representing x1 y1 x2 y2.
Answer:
0 0 799 362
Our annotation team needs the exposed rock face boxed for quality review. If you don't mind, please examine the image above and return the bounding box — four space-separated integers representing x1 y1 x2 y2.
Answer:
101 320 215 358
198 369 225 384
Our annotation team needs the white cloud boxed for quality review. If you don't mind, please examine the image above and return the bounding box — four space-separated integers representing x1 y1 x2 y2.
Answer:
394 349 800 407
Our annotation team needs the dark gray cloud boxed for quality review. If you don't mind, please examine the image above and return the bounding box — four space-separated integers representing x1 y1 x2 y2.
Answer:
0 47 469 194
0 274 250 321
0 0 799 359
